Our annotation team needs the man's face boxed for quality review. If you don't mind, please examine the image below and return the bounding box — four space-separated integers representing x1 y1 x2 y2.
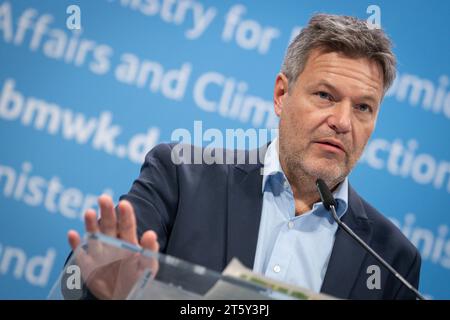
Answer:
274 48 384 187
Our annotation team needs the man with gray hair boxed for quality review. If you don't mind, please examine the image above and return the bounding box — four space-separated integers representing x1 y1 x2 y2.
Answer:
67 14 421 299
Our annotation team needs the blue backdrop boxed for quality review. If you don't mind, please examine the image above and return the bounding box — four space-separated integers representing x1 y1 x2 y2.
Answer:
0 0 449 299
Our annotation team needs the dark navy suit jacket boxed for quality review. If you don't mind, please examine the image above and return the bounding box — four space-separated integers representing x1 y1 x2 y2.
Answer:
117 143 421 300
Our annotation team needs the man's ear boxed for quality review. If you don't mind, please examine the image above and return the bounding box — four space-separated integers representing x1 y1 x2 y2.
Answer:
274 73 289 117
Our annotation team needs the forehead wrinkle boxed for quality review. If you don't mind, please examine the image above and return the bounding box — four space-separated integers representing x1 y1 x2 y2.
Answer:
307 50 383 86
309 58 383 94
320 71 380 98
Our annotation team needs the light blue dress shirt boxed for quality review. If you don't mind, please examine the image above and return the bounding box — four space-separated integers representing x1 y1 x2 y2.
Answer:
252 138 349 293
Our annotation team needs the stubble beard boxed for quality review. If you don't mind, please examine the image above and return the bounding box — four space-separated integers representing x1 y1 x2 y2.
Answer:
279 120 353 193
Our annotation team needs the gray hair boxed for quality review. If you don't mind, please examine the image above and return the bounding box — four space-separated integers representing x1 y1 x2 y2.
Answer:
281 14 396 93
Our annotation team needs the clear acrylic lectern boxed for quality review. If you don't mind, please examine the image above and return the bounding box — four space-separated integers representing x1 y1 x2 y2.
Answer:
48 233 336 300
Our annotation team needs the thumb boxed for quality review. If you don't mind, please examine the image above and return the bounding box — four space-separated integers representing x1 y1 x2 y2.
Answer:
67 230 81 251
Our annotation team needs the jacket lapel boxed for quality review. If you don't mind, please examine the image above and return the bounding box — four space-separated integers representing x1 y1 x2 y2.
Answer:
320 185 373 299
225 148 267 269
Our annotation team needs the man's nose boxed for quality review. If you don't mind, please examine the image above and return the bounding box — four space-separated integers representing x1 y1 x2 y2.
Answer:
327 101 352 134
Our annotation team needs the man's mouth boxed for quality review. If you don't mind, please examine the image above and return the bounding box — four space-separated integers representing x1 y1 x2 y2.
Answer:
314 139 346 154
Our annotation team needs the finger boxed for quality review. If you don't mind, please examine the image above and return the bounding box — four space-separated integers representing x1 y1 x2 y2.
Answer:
98 194 117 237
85 209 100 233
67 231 95 279
68 230 81 251
117 200 138 244
139 231 160 279
84 209 103 256
140 230 160 252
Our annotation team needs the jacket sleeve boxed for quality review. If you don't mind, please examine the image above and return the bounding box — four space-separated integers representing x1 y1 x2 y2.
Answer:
119 143 180 252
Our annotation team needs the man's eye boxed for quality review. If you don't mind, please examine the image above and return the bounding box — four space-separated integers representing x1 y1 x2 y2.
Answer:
316 91 332 100
356 104 372 113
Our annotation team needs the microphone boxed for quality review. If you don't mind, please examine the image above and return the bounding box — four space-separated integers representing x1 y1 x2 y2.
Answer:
315 178 425 300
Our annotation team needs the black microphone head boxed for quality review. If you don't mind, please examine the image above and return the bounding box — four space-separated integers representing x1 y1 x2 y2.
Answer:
316 179 337 211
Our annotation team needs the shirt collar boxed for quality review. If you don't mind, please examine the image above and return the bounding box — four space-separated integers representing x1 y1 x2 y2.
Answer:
261 137 283 189
262 137 349 218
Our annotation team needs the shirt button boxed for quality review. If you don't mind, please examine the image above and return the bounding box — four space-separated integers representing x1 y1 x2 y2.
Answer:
288 221 294 229
273 264 281 273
